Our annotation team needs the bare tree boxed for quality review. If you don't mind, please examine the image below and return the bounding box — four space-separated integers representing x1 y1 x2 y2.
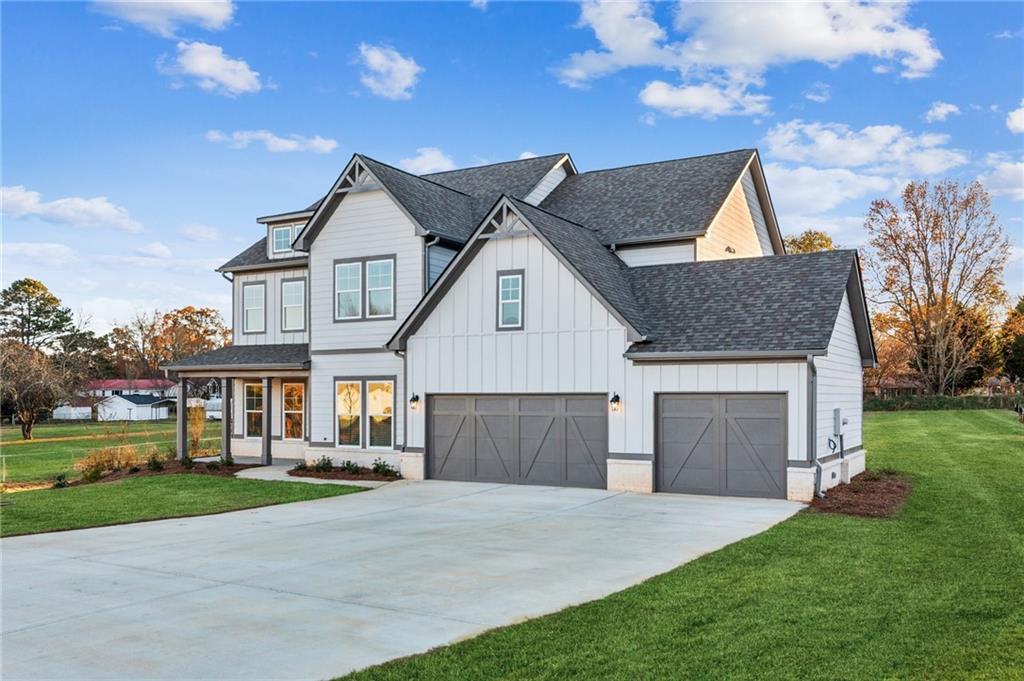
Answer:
1 341 70 440
864 180 1010 394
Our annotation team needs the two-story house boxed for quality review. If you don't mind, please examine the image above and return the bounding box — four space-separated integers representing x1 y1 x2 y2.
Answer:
166 149 876 501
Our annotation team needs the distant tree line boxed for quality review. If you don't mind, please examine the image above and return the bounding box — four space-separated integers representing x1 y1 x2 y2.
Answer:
0 278 229 438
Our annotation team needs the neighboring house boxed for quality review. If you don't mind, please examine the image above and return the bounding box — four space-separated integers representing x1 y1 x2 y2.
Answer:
96 394 172 421
166 149 876 501
85 379 175 398
52 397 99 420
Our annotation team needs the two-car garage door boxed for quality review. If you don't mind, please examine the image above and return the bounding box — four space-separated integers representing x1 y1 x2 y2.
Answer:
427 395 608 488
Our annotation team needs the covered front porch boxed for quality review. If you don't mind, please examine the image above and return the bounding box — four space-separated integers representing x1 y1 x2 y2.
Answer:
162 344 311 465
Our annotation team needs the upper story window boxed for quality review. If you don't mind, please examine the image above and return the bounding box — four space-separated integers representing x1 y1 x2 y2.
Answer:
243 282 266 333
497 270 524 330
270 223 302 255
281 279 305 332
334 255 395 322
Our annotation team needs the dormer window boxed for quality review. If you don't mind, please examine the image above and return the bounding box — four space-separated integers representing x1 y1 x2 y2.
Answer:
271 225 296 254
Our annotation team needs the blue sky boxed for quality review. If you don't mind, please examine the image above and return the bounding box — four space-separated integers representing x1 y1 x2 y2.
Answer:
3 0 1022 332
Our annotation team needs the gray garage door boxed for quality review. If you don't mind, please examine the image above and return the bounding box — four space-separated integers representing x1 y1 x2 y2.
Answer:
427 395 608 488
657 394 786 498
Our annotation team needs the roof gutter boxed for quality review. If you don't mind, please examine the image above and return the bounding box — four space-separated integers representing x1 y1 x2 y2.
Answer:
624 349 827 362
217 258 309 275
161 362 310 373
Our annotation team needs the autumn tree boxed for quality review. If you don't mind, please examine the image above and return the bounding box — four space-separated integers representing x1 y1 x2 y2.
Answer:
155 306 231 365
784 229 837 254
1000 297 1024 382
0 278 74 350
863 312 917 394
0 341 70 439
864 180 1009 395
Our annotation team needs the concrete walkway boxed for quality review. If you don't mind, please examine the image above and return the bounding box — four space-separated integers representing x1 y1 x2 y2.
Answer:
2 481 803 680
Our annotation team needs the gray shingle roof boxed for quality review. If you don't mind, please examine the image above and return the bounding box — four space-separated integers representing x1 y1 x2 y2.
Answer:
625 250 857 355
218 237 308 272
116 394 169 406
164 344 310 370
508 197 649 336
541 149 755 245
425 154 566 202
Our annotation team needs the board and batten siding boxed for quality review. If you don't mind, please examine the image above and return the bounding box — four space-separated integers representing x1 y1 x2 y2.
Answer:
698 169 773 260
308 189 424 351
523 163 568 204
615 241 695 267
405 231 809 462
426 244 458 288
232 268 308 345
814 291 863 454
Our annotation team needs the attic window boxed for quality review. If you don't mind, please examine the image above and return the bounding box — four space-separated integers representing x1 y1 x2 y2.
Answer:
272 225 297 254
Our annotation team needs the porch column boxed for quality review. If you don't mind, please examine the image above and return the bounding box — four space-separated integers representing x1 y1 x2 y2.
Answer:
176 377 187 460
261 377 272 465
221 377 232 459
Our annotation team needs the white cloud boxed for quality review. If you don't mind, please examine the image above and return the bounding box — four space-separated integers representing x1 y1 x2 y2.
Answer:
925 101 960 123
763 163 892 216
205 129 337 153
779 214 870 248
136 241 172 258
802 82 831 103
469 0 488 9
763 120 968 175
979 154 1024 201
158 41 260 96
1 242 77 265
1007 100 1024 134
557 0 940 118
177 223 221 242
518 151 539 160
398 147 456 174
994 30 1020 39
97 254 224 272
357 43 423 100
639 80 769 118
1 185 142 232
640 112 657 126
92 0 235 37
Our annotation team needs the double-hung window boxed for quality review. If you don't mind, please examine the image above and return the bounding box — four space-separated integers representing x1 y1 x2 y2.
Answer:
271 224 296 254
334 255 395 321
243 283 265 333
244 383 263 438
497 271 523 330
334 379 394 449
281 279 305 332
282 383 304 440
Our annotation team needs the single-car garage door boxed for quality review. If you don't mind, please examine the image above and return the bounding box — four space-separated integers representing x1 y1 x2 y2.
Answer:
427 395 608 488
657 394 786 498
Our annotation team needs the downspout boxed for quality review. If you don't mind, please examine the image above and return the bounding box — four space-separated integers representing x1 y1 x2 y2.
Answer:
423 236 440 291
807 354 823 499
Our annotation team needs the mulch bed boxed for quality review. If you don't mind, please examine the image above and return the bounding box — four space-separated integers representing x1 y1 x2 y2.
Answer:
65 460 260 487
288 468 400 482
809 469 912 518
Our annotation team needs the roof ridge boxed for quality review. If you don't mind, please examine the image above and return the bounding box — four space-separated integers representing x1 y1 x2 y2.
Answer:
506 195 599 233
356 154 474 199
578 148 756 176
423 153 568 177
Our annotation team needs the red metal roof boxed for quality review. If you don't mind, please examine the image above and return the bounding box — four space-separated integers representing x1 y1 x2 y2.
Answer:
85 379 175 390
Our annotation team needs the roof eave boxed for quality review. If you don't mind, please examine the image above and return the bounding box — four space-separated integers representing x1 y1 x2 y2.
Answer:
256 210 315 224
162 361 310 373
623 349 827 362
216 258 309 274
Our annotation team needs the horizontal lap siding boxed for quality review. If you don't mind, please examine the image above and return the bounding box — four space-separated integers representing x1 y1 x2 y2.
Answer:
815 292 864 454
309 190 423 351
233 268 308 345
615 241 695 267
523 164 567 204
405 232 807 462
308 352 404 450
698 169 772 260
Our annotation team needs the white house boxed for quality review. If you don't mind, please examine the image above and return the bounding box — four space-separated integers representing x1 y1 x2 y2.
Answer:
96 394 172 421
166 149 875 501
85 379 175 398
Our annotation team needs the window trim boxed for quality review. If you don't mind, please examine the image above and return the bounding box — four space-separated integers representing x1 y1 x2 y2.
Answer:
333 255 396 323
271 225 295 254
241 281 266 334
243 382 264 439
280 277 306 333
333 376 397 450
281 382 305 442
496 269 525 331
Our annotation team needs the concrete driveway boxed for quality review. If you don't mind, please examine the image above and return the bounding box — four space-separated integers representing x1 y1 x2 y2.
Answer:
2 481 802 680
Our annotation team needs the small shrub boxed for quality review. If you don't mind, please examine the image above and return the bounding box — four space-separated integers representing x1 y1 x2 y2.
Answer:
52 474 69 489
147 456 164 472
340 459 361 474
74 445 139 475
292 461 308 471
221 451 234 466
181 454 194 470
313 455 334 473
165 445 177 460
82 466 103 483
205 461 220 471
128 466 141 474
371 458 399 477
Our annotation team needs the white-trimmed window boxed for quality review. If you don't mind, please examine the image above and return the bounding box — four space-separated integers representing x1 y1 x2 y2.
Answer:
367 380 394 448
366 259 394 318
243 283 265 333
335 381 362 447
497 272 523 329
271 225 295 254
282 383 304 441
334 262 362 320
281 279 305 331
244 383 263 438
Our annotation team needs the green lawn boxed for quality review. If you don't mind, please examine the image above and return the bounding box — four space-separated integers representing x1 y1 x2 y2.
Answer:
343 410 1024 681
1 420 218 483
0 474 363 537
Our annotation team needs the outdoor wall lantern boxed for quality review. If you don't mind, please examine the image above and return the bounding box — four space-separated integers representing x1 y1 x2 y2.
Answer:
409 393 421 410
609 393 621 412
